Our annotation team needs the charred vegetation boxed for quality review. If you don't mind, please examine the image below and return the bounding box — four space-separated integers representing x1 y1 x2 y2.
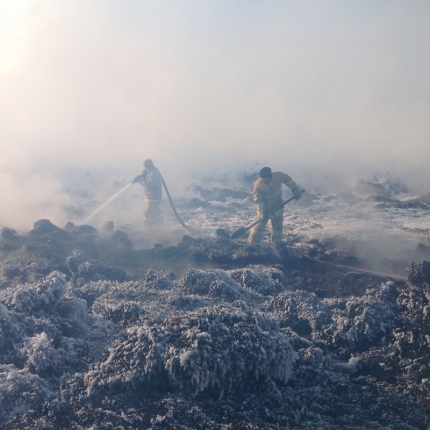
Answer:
0 214 429 428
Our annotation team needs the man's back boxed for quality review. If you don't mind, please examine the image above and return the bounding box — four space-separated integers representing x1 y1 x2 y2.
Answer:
144 169 162 202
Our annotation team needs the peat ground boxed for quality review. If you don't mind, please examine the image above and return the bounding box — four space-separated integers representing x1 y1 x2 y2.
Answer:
1 217 430 428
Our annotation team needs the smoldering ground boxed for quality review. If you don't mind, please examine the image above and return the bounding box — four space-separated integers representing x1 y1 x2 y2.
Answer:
3 165 429 280
2 207 430 428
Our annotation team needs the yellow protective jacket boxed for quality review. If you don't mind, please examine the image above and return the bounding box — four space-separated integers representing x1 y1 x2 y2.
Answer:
253 172 297 213
143 169 162 202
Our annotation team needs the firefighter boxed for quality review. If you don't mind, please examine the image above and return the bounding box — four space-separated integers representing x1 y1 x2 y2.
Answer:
248 167 301 243
132 159 163 227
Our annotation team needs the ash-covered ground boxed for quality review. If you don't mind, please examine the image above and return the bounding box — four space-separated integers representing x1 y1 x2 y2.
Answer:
1 174 430 429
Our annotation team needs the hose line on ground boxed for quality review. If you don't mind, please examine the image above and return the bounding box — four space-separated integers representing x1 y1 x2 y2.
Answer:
156 168 194 234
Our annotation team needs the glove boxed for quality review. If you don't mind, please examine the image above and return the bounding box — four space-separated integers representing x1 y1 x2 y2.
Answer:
292 186 302 201
132 175 143 184
286 179 302 201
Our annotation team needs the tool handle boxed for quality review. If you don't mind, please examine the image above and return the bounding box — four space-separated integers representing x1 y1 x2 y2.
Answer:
230 190 305 239
262 189 305 220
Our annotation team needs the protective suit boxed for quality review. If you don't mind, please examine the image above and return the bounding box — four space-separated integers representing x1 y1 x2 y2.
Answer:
248 170 301 243
133 160 163 227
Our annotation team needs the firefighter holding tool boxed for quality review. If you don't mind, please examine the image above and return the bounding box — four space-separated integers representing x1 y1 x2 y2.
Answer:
248 167 301 243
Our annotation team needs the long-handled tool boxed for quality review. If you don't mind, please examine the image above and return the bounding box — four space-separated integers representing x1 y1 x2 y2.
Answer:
228 190 305 240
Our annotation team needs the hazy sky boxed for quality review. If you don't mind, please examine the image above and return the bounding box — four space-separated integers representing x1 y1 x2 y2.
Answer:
1 0 430 228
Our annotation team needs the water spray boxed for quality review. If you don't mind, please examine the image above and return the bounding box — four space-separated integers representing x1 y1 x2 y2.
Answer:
81 183 132 224
80 169 195 234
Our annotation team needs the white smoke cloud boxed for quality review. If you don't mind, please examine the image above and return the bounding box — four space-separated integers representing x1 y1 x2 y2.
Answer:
0 171 71 229
1 0 430 229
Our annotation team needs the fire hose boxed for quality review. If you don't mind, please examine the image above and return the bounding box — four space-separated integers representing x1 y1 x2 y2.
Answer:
82 169 194 234
155 168 195 234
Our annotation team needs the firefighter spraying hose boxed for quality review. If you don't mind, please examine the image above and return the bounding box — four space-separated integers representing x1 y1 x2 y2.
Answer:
81 160 193 233
132 159 194 233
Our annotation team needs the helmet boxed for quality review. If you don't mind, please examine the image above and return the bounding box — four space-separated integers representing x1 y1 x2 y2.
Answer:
259 167 272 179
143 159 154 168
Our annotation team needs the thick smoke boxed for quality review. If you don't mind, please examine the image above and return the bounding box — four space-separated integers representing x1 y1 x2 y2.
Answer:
1 0 430 229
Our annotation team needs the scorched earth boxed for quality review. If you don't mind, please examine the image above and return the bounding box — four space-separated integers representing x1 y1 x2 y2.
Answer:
1 174 430 429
